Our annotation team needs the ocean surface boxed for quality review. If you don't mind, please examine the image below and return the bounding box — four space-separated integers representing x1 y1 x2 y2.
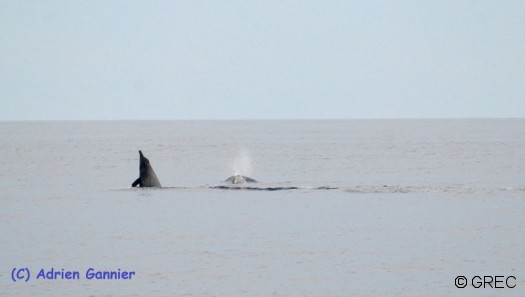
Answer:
1 119 524 296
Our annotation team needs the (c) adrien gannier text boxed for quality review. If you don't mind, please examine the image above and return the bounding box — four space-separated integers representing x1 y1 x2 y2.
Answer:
36 268 135 280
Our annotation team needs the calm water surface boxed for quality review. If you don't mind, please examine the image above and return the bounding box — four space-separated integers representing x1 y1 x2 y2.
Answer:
1 120 524 296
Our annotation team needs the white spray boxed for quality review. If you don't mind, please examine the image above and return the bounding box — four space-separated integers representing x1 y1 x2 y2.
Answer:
232 148 253 177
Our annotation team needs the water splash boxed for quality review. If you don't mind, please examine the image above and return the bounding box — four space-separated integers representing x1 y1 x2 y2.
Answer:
232 148 252 176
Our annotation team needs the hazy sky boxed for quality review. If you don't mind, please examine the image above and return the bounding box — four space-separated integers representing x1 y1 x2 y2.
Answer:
1 1 524 120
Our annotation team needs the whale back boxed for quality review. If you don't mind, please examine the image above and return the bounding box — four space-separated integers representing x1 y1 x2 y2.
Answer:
225 175 257 184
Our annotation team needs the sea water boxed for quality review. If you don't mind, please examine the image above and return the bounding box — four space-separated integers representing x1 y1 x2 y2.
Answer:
0 120 524 296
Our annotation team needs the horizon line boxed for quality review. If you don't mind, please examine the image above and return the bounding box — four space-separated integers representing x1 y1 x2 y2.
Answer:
1 116 524 122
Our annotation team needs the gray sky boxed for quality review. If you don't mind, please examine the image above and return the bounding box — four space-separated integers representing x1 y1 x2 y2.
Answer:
1 1 524 120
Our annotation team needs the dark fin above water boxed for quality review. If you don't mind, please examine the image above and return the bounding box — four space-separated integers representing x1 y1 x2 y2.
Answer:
131 177 142 187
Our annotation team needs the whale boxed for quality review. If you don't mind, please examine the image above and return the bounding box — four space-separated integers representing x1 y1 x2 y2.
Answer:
224 174 257 184
131 150 161 188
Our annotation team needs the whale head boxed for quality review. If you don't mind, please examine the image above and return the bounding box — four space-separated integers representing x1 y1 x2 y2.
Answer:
225 174 257 184
139 150 150 168
132 150 162 188
232 175 246 184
